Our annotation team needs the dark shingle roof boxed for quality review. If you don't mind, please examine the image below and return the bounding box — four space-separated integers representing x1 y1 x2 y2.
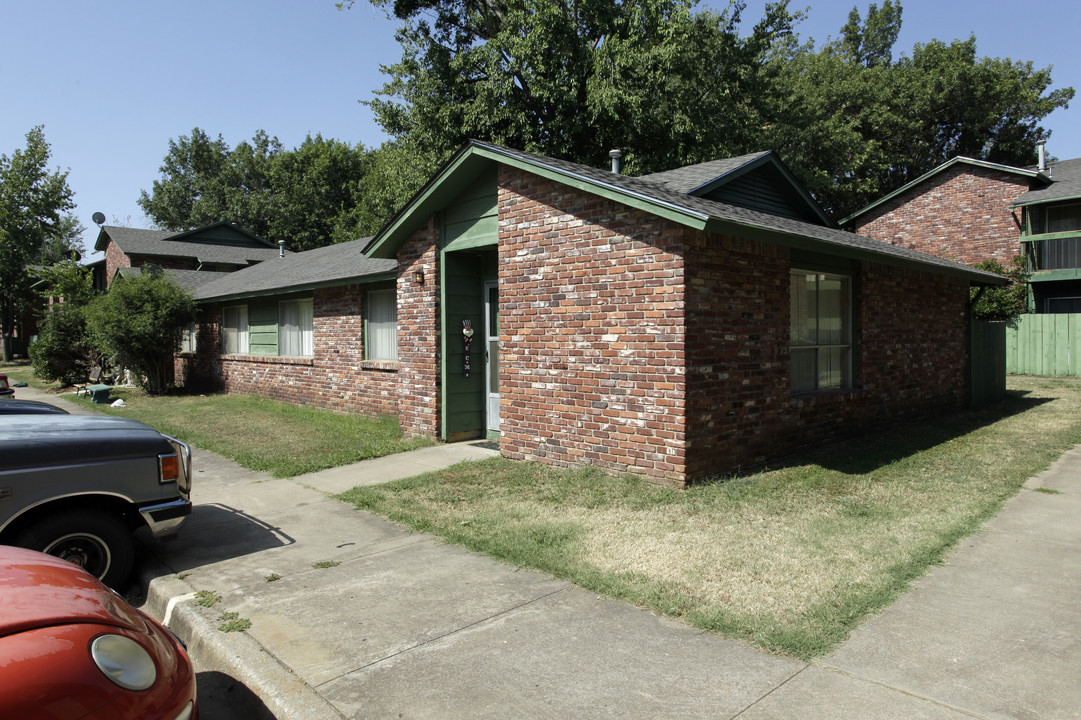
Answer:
638 152 772 194
1014 158 1081 207
195 238 396 301
99 225 284 266
116 266 232 292
473 143 1003 284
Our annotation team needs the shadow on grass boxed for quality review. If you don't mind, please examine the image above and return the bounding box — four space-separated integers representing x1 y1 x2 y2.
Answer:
700 389 1053 483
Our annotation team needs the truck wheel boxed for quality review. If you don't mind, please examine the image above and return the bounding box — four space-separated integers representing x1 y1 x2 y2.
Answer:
16 510 135 588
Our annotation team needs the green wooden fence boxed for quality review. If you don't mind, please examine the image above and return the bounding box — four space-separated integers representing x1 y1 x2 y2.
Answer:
971 320 1006 406
1005 313 1081 376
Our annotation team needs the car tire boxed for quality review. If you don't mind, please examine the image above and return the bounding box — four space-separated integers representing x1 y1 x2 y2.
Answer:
15 510 135 588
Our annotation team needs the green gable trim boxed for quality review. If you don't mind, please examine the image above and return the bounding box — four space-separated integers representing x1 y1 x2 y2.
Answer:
701 216 1003 285
694 154 833 227
366 143 710 259
842 157 1047 226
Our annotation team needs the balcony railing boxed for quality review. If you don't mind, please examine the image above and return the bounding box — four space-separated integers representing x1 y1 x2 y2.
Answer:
1026 234 1081 272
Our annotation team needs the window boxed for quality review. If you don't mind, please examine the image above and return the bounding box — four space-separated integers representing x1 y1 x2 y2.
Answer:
790 270 851 393
279 299 313 357
1047 203 1081 234
222 305 249 354
367 289 397 361
180 323 197 354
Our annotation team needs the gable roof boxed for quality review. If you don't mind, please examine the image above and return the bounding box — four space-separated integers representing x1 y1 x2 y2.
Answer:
194 237 396 302
1012 157 1081 208
640 151 833 226
94 222 282 266
841 157 1049 226
368 141 1004 285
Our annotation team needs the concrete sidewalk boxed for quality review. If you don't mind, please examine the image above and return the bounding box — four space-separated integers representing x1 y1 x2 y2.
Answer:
10 385 1081 718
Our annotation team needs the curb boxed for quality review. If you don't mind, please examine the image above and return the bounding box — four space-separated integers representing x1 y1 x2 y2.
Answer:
141 567 345 720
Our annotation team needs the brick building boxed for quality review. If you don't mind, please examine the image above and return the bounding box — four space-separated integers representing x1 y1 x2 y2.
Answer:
186 141 1002 485
844 152 1081 313
88 222 283 292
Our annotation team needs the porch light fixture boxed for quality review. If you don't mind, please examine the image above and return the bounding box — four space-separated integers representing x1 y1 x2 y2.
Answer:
413 269 425 285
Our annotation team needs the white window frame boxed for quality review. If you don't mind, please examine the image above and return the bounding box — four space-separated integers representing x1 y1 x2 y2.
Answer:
222 305 249 354
180 322 197 354
790 270 852 393
366 289 398 361
278 298 314 357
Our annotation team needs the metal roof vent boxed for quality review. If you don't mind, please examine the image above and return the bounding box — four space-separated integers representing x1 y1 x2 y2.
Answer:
1037 140 1048 173
278 239 285 258
609 149 623 174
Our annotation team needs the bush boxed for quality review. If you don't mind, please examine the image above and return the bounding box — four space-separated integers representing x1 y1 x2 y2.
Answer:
970 256 1029 321
86 270 196 395
29 302 95 386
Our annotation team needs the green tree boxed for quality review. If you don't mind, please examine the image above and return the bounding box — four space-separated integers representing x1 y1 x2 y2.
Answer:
764 10 1073 218
85 270 196 395
358 0 797 176
29 303 95 386
28 260 96 386
139 129 375 250
0 126 75 360
970 256 1030 321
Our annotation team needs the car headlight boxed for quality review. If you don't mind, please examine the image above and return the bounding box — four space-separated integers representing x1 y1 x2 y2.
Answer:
90 634 157 691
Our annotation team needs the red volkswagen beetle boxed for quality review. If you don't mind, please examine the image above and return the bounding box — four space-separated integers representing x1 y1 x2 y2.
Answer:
0 547 198 719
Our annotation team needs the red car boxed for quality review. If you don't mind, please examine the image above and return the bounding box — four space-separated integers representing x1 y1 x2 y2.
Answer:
0 547 198 719
0 372 13 397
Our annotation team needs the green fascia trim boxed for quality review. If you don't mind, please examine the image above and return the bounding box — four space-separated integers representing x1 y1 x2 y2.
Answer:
701 217 1006 285
444 234 498 253
438 233 450 441
195 271 397 305
841 157 1046 226
1030 269 1081 282
1020 230 1081 242
1012 193 1081 209
693 154 834 228
366 144 711 259
477 145 711 229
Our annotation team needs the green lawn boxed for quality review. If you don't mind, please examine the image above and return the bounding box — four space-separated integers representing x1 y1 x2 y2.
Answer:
339 377 1081 658
0 361 430 477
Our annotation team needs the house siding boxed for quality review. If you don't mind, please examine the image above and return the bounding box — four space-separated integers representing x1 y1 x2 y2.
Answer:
177 285 399 417
496 165 689 483
851 165 1029 265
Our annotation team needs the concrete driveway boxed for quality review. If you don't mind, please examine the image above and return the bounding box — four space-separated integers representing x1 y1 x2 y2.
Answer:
9 384 1081 719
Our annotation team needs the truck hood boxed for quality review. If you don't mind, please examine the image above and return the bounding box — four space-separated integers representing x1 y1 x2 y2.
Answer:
0 415 174 471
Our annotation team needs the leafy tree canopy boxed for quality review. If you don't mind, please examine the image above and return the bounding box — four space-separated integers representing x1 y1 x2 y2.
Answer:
0 126 75 360
138 129 376 251
347 0 1073 221
970 256 1030 321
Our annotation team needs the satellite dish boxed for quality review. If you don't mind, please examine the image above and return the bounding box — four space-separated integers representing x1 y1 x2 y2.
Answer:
91 212 106 226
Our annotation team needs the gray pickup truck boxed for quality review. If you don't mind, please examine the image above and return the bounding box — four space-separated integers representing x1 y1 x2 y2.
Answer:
0 414 192 587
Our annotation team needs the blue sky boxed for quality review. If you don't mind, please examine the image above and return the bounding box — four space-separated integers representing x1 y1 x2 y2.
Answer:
2 0 1078 258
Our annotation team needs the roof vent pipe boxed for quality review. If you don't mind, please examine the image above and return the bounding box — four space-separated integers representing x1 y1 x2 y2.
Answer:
278 239 285 258
609 149 623 174
1037 140 1048 172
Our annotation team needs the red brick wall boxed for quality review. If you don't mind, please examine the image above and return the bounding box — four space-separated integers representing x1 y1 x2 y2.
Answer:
851 165 1029 264
495 168 972 485
682 231 790 477
395 219 442 437
178 285 399 418
496 166 690 483
103 240 131 289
